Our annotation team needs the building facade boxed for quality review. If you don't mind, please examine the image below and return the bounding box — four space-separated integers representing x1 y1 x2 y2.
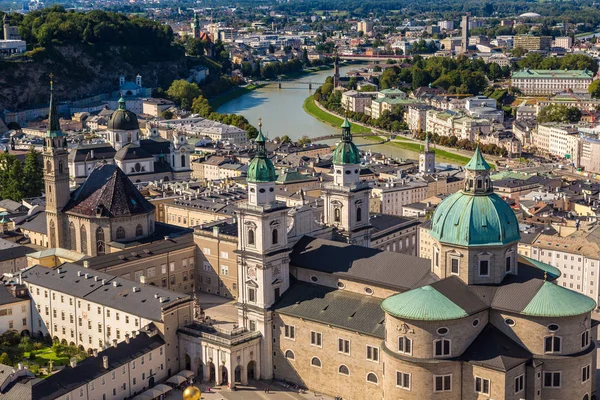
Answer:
511 69 593 96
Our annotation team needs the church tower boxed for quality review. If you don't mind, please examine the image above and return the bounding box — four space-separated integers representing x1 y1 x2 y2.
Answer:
322 117 371 246
236 121 291 379
170 130 193 173
43 76 70 249
192 12 201 39
419 133 435 174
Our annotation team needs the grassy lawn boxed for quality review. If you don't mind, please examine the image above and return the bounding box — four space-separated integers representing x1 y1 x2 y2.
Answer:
303 95 373 134
24 347 71 367
387 140 496 168
209 83 266 109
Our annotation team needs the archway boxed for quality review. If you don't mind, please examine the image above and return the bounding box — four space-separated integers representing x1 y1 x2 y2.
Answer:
221 366 228 385
234 366 242 383
185 354 191 371
20 329 30 337
149 376 155 387
247 360 256 380
209 362 216 383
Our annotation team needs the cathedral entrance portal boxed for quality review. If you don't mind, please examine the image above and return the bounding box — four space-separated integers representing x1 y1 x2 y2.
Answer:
234 366 242 383
247 360 256 380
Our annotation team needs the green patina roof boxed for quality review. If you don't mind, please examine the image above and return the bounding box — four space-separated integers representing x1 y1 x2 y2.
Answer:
381 285 468 321
332 117 360 165
430 191 521 247
511 69 593 80
521 281 596 317
247 127 277 183
520 256 560 279
465 146 491 171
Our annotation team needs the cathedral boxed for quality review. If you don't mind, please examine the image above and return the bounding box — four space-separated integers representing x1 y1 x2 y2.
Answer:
180 118 597 400
43 83 158 256
68 96 194 184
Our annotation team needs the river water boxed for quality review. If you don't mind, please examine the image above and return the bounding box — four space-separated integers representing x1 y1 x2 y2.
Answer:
217 65 420 161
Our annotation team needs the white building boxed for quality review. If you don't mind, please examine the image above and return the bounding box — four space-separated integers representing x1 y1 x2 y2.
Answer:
425 109 491 141
534 123 580 164
553 36 573 50
0 284 30 335
341 90 374 114
0 40 26 56
511 69 593 96
437 20 454 31
370 179 428 216
155 118 249 145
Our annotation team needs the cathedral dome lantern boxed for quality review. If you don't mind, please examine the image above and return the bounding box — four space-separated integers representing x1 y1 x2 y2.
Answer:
247 120 277 206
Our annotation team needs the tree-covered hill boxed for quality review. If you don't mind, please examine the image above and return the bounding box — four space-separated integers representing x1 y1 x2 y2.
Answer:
0 6 187 110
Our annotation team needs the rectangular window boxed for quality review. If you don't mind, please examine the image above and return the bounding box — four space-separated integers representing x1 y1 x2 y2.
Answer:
479 260 489 276
338 338 350 354
451 258 459 275
434 374 452 392
169 262 175 272
221 265 229 275
248 288 256 302
582 365 591 383
515 374 524 393
366 345 379 362
398 336 412 355
475 377 490 395
284 324 295 340
220 251 228 259
434 339 451 357
581 330 590 348
203 248 211 255
543 371 561 388
310 331 322 347
506 256 512 272
161 264 167 274
544 336 561 353
396 371 410 390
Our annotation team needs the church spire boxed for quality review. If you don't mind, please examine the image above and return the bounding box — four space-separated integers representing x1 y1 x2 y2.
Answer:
117 95 126 110
424 133 430 152
341 115 352 142
47 74 63 139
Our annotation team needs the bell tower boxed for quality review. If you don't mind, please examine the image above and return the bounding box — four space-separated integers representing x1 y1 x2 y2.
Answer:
419 133 435 174
322 117 371 246
43 75 70 249
236 120 290 379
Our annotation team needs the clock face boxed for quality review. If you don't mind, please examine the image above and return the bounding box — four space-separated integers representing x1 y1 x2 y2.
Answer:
180 147 186 153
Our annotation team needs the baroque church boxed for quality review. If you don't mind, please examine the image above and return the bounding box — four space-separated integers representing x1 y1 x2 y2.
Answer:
68 96 194 184
43 83 158 256
179 118 597 400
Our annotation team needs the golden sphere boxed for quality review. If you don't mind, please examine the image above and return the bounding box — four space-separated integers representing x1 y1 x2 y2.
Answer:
182 386 201 400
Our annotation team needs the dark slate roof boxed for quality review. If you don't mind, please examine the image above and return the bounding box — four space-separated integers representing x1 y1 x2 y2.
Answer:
0 243 36 262
21 264 190 321
114 143 154 161
15 211 47 234
369 214 420 240
62 163 155 217
67 143 116 163
274 281 385 338
32 328 164 400
291 236 435 291
76 235 195 270
460 324 532 371
430 277 488 315
139 138 171 156
0 285 26 306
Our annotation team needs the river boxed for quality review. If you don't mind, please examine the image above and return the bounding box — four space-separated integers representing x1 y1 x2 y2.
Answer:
216 65 421 161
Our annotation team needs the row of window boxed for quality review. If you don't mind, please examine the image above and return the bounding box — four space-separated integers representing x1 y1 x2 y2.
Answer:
433 251 513 276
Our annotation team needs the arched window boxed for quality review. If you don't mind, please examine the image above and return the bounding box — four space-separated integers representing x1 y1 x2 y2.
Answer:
96 227 105 255
49 220 56 248
366 373 378 384
247 229 255 246
285 350 295 360
356 207 362 222
135 224 143 237
181 154 186 168
334 208 341 222
116 227 125 240
68 222 76 251
46 160 52 173
272 229 278 245
338 365 350 376
310 357 321 368
80 225 87 254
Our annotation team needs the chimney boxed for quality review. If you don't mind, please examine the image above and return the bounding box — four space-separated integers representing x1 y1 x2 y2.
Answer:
93 349 98 357
112 281 118 287
70 358 77 368
102 356 108 369
17 363 23 370
125 334 130 344
132 286 139 293
83 260 90 268
139 276 146 284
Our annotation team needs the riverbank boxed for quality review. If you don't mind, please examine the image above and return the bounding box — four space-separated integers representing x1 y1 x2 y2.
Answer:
209 83 266 109
303 95 373 134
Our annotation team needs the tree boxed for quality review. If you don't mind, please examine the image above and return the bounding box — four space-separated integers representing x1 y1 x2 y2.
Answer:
185 37 204 56
166 80 201 109
589 80 600 99
280 135 292 144
268 44 275 54
297 135 312 146
0 153 24 201
191 96 213 117
22 147 43 198
161 110 174 120
302 48 310 66
0 352 10 365
537 104 582 123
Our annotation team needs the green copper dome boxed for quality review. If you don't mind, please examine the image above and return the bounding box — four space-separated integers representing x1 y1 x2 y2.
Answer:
332 116 360 165
381 285 468 321
430 148 520 247
108 97 139 131
247 127 277 183
521 281 596 317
